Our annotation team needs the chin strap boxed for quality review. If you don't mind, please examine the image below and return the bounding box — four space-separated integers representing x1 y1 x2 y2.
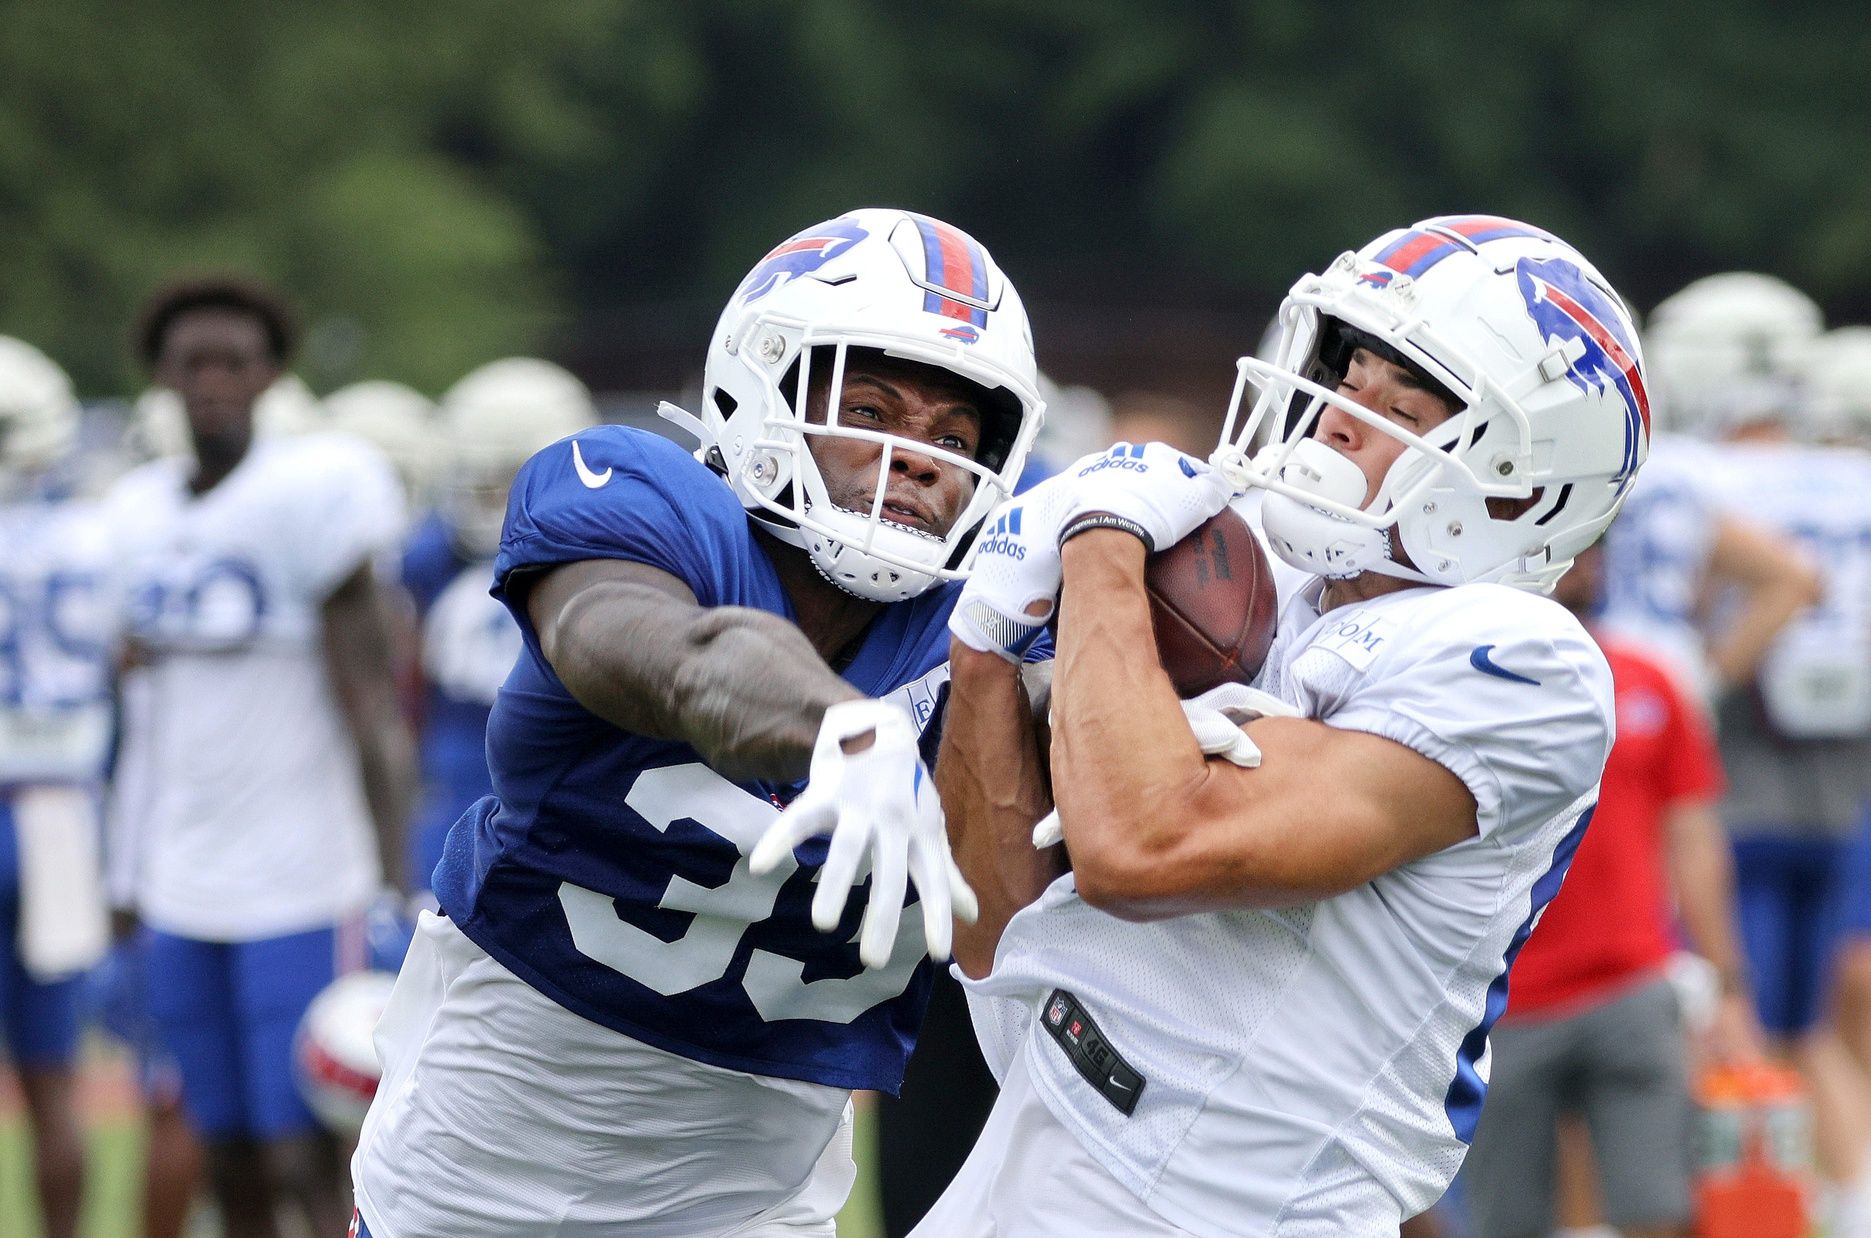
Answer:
656 400 712 448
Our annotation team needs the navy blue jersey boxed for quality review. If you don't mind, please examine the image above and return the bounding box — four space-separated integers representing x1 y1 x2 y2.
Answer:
431 426 966 1093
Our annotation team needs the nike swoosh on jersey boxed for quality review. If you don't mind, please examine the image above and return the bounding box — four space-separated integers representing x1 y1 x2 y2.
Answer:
572 439 612 489
1469 644 1541 686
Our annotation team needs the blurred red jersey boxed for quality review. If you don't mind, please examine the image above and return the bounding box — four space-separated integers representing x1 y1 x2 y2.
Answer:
1506 633 1725 1018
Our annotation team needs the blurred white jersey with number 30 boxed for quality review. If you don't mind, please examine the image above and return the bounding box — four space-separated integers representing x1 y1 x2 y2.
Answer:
103 434 403 941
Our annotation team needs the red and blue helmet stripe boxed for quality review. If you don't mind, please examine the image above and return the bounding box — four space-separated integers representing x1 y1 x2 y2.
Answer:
1371 215 1561 280
912 216 990 328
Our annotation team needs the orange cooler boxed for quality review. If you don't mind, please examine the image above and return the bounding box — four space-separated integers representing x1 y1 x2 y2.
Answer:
1692 1063 1811 1238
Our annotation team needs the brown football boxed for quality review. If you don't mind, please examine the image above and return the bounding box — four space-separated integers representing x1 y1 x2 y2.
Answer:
1144 506 1280 697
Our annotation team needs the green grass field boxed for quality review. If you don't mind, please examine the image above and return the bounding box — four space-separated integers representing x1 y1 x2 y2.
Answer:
1 1096 885 1238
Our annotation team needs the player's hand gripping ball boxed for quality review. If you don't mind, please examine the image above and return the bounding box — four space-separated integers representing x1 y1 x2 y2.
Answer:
950 442 1241 662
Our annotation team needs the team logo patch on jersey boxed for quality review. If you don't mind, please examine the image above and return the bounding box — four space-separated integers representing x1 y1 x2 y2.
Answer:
1515 255 1650 484
1311 609 1395 672
739 218 870 303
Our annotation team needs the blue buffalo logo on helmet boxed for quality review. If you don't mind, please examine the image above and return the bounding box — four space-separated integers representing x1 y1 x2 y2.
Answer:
738 218 871 303
1515 255 1651 485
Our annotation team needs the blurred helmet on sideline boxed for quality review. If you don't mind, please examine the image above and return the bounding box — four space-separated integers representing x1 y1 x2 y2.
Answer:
1646 273 1821 437
326 379 438 506
255 372 326 438
0 335 80 491
437 357 597 556
1803 326 1871 448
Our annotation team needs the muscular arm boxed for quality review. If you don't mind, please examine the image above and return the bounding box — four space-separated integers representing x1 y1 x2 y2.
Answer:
1704 513 1822 691
523 557 862 784
939 647 1061 978
322 562 418 891
1051 531 1476 920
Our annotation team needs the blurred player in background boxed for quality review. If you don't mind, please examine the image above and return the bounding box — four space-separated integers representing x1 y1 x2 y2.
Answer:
1594 273 1823 706
1684 307 1871 1232
922 216 1647 1234
0 335 116 1238
351 208 1046 1237
1810 329 1871 1125
1462 539 1762 1238
104 276 413 1238
397 358 595 904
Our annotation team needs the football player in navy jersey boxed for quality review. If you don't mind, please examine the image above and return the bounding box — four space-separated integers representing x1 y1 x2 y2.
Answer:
398 358 596 906
350 208 1046 1238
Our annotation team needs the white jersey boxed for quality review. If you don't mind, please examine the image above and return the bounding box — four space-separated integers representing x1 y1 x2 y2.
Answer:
1709 441 1871 739
963 563 1613 1236
0 495 117 786
422 561 521 707
102 434 404 940
1594 433 1724 698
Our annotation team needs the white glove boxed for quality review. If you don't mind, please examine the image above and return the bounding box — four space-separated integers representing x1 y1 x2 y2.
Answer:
949 485 1070 662
749 700 978 968
950 444 1240 663
1053 441 1241 552
1030 684 1300 849
1178 683 1302 768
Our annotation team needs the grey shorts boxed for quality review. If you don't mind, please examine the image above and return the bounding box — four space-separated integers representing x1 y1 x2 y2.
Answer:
1461 976 1691 1238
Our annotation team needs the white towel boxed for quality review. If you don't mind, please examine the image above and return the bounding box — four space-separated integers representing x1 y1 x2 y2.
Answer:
14 785 109 981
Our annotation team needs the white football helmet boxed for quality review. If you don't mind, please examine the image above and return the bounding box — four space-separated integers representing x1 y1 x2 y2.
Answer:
1645 272 1821 436
0 335 80 485
1216 215 1650 592
438 357 597 555
255 373 326 438
126 387 191 462
671 207 1044 603
292 969 397 1137
1802 326 1871 447
326 379 438 504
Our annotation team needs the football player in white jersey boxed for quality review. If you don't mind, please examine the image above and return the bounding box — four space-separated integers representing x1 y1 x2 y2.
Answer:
1688 333 1871 1228
104 277 414 1238
920 216 1647 1235
1594 273 1823 703
0 335 116 1238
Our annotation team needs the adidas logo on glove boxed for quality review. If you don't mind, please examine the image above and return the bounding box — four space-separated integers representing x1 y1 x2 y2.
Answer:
976 509 1028 560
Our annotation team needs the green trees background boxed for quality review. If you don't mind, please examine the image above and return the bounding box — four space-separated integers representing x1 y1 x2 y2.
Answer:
7 0 1870 397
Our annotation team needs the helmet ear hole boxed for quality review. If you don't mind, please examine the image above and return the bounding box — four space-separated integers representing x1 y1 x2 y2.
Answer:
1486 488 1543 521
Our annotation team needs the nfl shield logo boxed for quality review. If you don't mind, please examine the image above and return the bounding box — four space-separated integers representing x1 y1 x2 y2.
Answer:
1047 996 1068 1026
